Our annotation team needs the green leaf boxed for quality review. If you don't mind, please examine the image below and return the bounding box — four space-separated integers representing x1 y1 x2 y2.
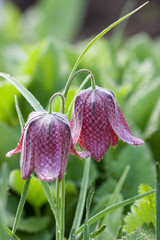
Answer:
0 72 43 112
0 164 9 240
69 158 91 238
127 77 160 130
14 95 25 130
6 213 50 233
144 97 160 138
23 0 86 42
0 121 19 168
123 184 155 233
90 224 106 238
105 144 155 198
119 230 146 240
9 170 47 208
75 189 155 236
18 230 51 240
86 182 95 220
83 182 95 240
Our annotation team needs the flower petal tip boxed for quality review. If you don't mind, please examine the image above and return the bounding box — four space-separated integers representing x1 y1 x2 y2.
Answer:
6 150 15 158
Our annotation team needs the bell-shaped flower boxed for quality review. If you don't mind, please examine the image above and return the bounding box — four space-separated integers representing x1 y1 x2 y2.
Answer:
6 111 72 182
70 86 144 161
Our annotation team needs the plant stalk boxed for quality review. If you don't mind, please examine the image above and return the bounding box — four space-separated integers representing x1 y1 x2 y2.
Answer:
156 162 160 240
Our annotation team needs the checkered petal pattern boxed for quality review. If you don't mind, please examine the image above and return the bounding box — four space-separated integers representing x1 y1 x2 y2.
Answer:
6 111 71 182
70 86 144 161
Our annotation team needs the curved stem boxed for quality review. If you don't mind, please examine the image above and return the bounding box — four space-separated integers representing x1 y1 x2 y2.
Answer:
48 92 65 114
67 74 91 116
63 1 148 100
64 69 96 99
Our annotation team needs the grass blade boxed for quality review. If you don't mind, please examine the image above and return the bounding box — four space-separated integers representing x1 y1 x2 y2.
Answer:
14 95 25 131
69 157 91 238
0 72 43 111
76 189 155 235
4 225 21 240
0 164 9 240
156 162 160 240
12 177 31 235
83 182 95 240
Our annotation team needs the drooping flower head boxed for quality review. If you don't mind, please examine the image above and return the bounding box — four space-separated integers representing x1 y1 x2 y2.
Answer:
6 111 72 182
70 86 144 161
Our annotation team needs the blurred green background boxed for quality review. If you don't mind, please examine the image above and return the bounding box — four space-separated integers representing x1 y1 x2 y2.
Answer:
0 0 159 239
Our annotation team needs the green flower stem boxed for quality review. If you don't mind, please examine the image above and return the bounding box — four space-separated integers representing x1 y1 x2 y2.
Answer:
75 189 155 236
4 225 20 240
63 1 148 99
41 180 60 228
156 162 160 240
56 179 60 240
48 92 65 114
69 158 91 239
67 74 91 116
12 176 31 235
64 69 95 99
60 177 65 240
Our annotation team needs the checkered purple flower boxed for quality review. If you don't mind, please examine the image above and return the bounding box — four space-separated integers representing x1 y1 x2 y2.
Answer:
6 111 72 182
70 86 144 161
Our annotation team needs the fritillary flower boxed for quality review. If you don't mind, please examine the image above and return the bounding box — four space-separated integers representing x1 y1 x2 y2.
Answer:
6 111 72 181
70 86 144 161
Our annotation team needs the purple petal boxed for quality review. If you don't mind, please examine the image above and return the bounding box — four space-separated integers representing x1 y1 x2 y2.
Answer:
6 111 46 158
35 114 61 182
70 142 91 159
20 118 40 180
6 131 24 157
54 113 71 181
98 88 144 146
70 89 91 145
79 91 112 161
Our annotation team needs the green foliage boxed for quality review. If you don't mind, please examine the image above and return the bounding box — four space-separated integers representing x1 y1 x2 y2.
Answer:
123 184 155 234
0 1 159 239
9 170 48 209
119 230 146 240
6 214 50 233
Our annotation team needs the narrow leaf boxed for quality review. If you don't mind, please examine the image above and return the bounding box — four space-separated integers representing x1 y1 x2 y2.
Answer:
41 180 60 227
108 165 130 207
0 164 8 240
86 182 95 220
14 95 25 131
90 224 106 238
12 177 31 234
70 157 91 236
76 189 155 235
0 72 43 111
4 225 20 240
156 162 160 240
70 228 76 240
83 182 95 240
